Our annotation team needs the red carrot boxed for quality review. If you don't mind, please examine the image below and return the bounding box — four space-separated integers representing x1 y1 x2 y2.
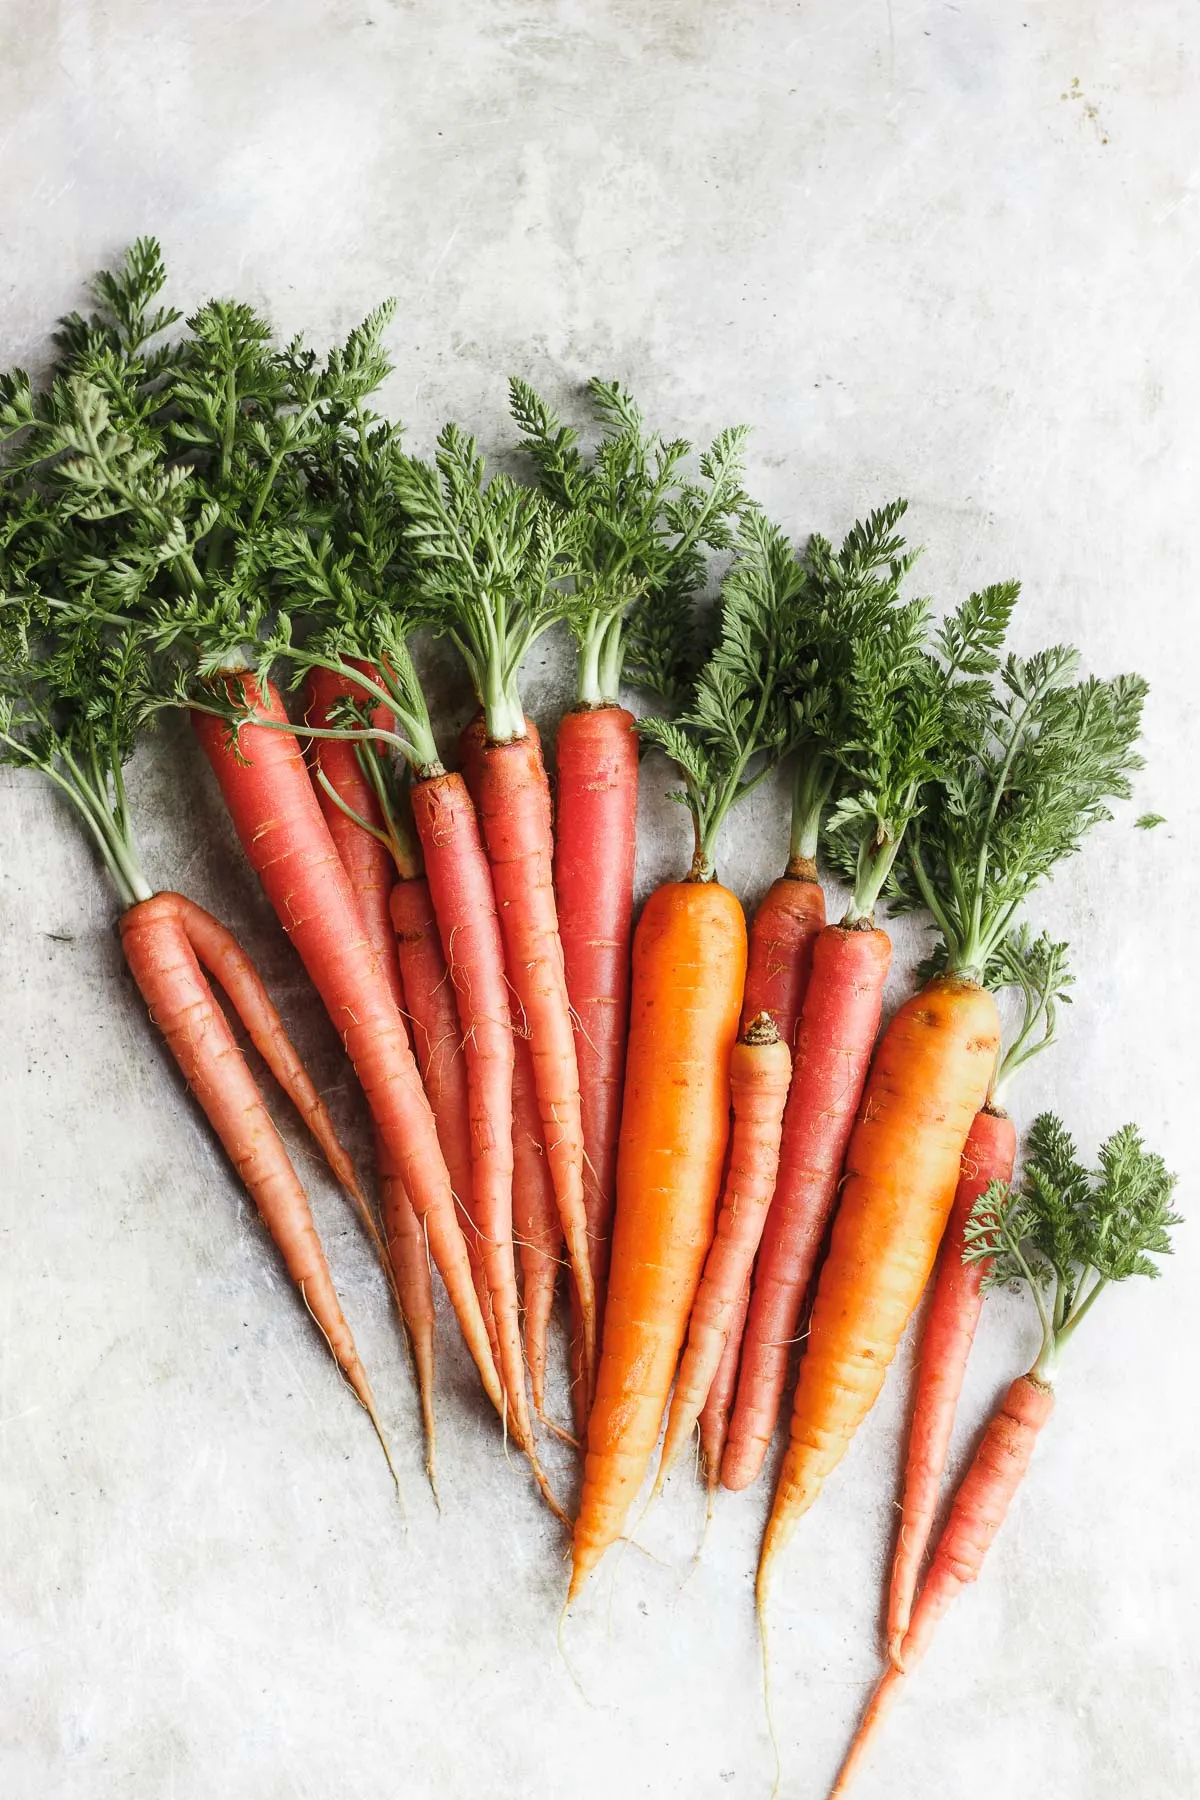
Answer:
192 679 506 1423
510 1024 566 1426
723 923 891 1491
698 1277 750 1487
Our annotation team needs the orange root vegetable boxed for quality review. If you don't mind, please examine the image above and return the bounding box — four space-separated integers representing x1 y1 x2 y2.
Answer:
570 879 747 1600
510 1023 564 1422
757 975 1001 1606
655 1015 792 1488
741 860 826 1048
120 891 386 1447
699 1277 750 1487
553 703 639 1362
304 664 440 1464
463 722 599 1401
724 924 892 1493
830 1377 1054 1796
408 769 532 1448
886 1105 1017 1661
192 681 505 1423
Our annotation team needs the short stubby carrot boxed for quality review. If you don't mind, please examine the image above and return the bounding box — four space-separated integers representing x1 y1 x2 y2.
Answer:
553 703 639 1336
724 923 892 1493
570 879 747 1599
120 891 385 1441
830 1376 1055 1797
741 858 826 1048
757 974 1001 1605
656 1015 792 1487
887 1104 1016 1661
191 680 505 1422
408 768 532 1446
469 730 599 1400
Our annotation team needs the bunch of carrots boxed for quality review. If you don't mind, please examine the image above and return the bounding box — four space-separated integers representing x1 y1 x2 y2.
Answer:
0 242 1177 1795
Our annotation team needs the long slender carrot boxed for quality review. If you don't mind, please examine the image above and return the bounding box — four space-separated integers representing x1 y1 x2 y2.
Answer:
553 702 639 1358
724 923 892 1492
304 663 441 1468
570 878 747 1597
191 680 506 1423
408 766 535 1452
510 1024 565 1422
757 974 1001 1606
885 1104 1015 1659
120 892 389 1454
655 1014 792 1488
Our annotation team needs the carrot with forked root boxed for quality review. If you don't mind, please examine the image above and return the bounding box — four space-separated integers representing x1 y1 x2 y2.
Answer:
830 1116 1178 1797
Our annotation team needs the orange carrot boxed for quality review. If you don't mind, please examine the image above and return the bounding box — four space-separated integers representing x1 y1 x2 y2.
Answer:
571 878 746 1596
304 663 441 1467
191 680 505 1423
120 891 389 1456
655 1014 792 1487
757 974 1001 1606
886 1104 1015 1659
724 923 892 1493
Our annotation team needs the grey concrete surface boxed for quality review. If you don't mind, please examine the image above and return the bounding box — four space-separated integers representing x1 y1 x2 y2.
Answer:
2 4 1198 1796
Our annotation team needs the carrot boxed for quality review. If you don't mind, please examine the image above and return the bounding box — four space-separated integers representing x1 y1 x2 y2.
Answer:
698 1276 750 1488
513 378 749 1422
191 679 505 1424
828 1116 1176 1795
571 877 747 1594
571 513 800 1597
304 662 441 1471
655 1014 792 1487
742 861 826 1048
553 702 638 1369
885 1103 1015 1657
757 972 1001 1602
723 923 892 1492
510 1023 566 1424
394 432 602 1400
120 892 390 1457
886 928 1069 1659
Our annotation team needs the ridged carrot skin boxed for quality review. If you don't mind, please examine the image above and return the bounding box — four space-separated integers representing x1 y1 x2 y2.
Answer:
409 769 531 1446
887 1104 1017 1661
741 862 826 1048
469 730 599 1398
724 924 892 1492
699 1278 750 1486
553 704 639 1329
191 680 505 1422
757 975 1001 1604
830 1376 1055 1797
570 879 747 1600
304 665 440 1458
656 1021 793 1486
119 892 379 1424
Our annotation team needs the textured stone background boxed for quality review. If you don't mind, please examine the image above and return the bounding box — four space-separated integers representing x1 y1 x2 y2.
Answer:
1 4 1197 1796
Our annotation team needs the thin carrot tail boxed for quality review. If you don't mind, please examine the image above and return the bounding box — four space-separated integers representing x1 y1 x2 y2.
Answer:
827 1666 907 1799
175 893 374 1231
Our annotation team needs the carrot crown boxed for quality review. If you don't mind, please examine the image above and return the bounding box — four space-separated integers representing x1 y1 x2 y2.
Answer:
639 511 803 880
900 644 1148 982
510 377 747 708
391 425 573 744
965 1113 1178 1382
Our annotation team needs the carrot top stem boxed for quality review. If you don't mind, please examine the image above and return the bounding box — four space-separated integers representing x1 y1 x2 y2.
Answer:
788 751 835 866
963 1112 1178 1385
510 376 748 707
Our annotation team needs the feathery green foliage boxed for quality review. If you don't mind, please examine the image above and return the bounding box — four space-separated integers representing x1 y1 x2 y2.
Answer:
510 376 747 703
964 1113 1178 1380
